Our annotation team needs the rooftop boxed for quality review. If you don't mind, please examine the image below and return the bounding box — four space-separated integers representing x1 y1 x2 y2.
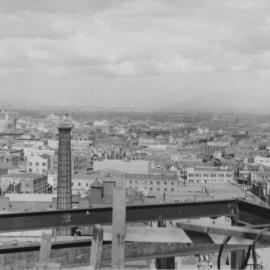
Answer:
4 193 56 202
190 166 232 172
2 173 46 179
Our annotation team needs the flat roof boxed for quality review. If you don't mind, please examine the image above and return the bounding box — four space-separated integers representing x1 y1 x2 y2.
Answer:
2 173 46 179
4 193 56 202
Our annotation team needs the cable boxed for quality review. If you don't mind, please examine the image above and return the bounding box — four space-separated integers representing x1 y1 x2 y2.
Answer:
217 236 231 270
239 228 269 270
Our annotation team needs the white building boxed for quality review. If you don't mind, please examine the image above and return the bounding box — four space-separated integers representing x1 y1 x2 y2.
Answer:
71 174 97 196
147 144 167 151
27 154 50 174
126 173 179 195
254 156 270 167
107 170 179 196
186 166 233 184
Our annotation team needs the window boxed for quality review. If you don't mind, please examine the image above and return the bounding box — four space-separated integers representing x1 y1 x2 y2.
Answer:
86 183 89 187
129 180 133 184
28 168 32 172
35 162 39 166
29 162 32 166
150 181 153 184
42 169 46 173
171 188 174 192
157 188 160 191
157 181 160 185
171 182 174 185
42 163 46 166
164 188 167 191
78 182 81 187
188 174 194 177
164 181 167 185
150 187 153 191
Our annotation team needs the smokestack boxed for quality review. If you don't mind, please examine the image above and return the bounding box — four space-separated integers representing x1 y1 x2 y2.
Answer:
57 122 72 236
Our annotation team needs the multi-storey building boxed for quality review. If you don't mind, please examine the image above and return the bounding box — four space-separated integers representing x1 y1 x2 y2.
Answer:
186 166 233 184
106 170 179 195
254 156 270 167
27 154 50 174
1 173 50 194
251 169 270 197
127 173 179 195
72 155 88 175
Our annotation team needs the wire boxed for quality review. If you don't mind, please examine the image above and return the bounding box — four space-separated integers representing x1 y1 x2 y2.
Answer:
217 236 231 270
239 228 269 270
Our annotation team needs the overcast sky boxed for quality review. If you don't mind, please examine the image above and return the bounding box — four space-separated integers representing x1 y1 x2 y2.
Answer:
0 0 270 112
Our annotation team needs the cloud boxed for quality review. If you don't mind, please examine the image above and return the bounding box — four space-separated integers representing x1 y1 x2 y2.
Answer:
0 0 270 111
1 0 270 75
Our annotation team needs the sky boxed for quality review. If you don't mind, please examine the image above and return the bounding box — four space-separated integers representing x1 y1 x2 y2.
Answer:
0 0 270 112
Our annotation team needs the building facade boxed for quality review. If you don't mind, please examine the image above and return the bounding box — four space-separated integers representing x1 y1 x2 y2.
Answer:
27 154 50 174
1 173 50 194
126 173 179 195
186 166 233 184
254 156 270 167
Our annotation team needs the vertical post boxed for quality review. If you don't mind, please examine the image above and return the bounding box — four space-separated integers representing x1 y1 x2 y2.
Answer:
155 220 175 269
34 233 61 270
231 218 245 270
39 233 52 264
231 250 245 270
112 179 126 269
90 225 104 270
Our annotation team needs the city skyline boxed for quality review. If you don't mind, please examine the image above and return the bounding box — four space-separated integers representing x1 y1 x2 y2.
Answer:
1 0 270 112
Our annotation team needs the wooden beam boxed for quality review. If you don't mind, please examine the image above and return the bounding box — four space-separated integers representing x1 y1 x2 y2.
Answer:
177 221 270 242
34 233 61 270
112 179 126 269
1 242 269 269
39 233 52 264
90 225 103 270
103 226 192 243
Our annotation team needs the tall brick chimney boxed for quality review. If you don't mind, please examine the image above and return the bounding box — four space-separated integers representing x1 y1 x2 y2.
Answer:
57 122 72 235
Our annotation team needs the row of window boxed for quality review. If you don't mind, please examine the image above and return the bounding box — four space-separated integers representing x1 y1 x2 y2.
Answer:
129 180 175 185
189 179 230 183
129 187 175 192
72 182 90 187
148 187 174 192
28 162 47 167
188 173 232 177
